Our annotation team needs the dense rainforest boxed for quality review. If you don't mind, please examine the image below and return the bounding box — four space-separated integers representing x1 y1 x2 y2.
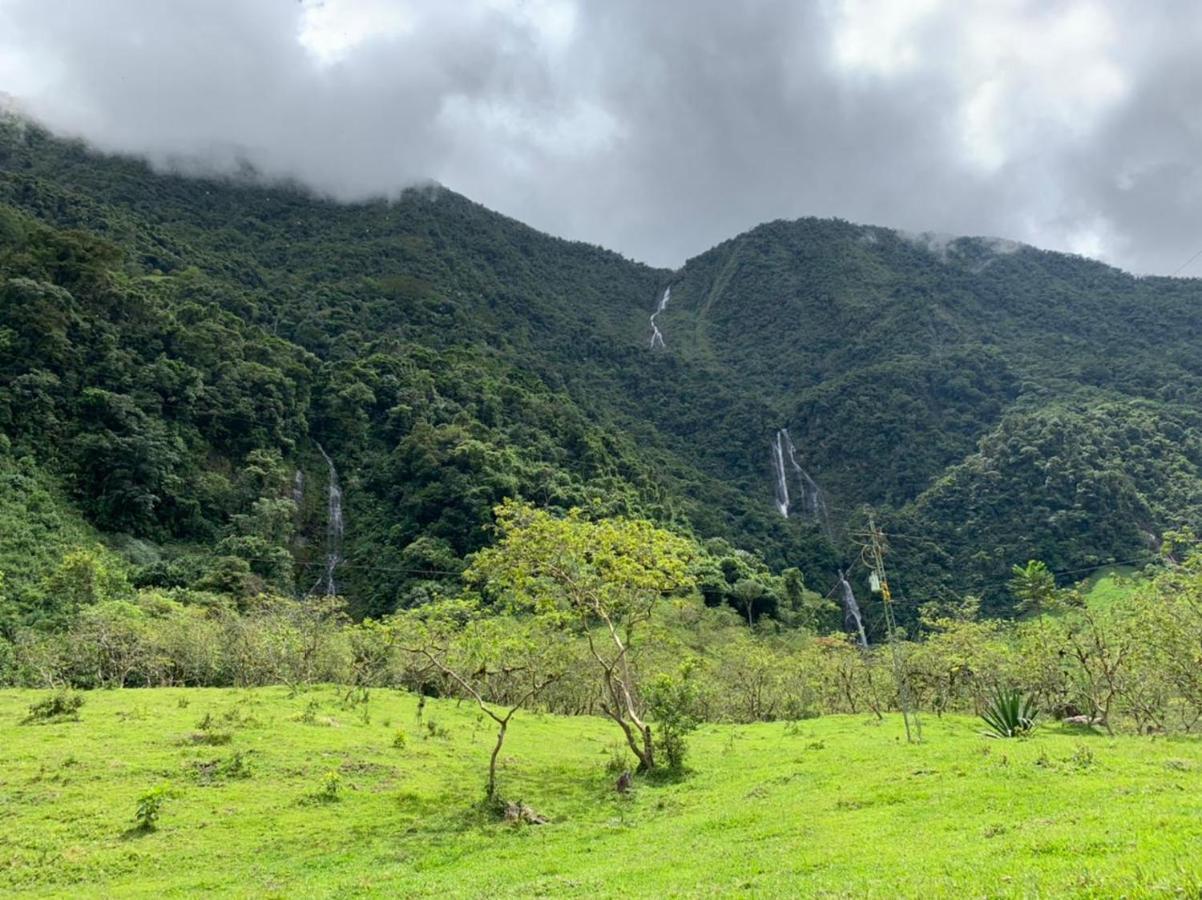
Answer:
3 113 1202 637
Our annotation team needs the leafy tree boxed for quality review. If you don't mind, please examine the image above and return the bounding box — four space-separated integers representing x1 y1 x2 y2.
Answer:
1009 560 1058 615
468 500 696 771
37 547 131 628
393 597 564 799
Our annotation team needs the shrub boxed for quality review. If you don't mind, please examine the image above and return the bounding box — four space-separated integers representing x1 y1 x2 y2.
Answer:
314 770 340 802
134 784 172 831
1068 745 1095 770
296 699 320 725
644 664 702 771
22 690 84 724
390 729 407 750
981 689 1038 738
187 729 232 746
604 743 631 776
219 751 251 780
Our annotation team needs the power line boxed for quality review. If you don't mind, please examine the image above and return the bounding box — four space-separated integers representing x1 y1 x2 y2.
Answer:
1171 247 1202 277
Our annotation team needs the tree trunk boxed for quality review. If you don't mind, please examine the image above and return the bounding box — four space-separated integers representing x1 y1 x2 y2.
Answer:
488 719 508 799
641 723 655 772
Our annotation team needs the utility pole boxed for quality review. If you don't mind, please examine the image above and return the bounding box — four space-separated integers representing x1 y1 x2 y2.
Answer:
863 512 921 744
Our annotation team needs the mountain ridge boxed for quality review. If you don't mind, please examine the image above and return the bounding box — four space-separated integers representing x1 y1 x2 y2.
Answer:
3 117 1201 629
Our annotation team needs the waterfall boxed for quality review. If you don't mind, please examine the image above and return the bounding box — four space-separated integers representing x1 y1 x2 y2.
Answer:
649 286 671 349
314 443 343 597
291 469 304 507
771 431 790 516
838 571 869 648
771 428 832 538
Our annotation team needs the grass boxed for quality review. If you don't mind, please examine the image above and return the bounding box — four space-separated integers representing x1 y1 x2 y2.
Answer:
2 688 1202 897
1079 565 1144 611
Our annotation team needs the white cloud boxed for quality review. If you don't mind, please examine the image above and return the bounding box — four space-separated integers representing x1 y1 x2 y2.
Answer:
0 0 1199 273
298 0 416 66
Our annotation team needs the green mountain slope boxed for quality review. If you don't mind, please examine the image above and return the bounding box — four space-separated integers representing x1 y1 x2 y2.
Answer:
3 118 1202 625
656 221 1202 612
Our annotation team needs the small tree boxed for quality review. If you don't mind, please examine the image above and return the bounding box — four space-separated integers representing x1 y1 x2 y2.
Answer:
1059 591 1135 734
468 501 696 772
134 783 172 832
643 660 701 771
732 579 766 628
394 597 563 800
1010 560 1058 616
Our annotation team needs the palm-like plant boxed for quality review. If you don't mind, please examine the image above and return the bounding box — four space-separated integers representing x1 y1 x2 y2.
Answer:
981 689 1038 738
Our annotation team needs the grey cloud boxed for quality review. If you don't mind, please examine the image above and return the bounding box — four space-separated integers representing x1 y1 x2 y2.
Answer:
2 0 1201 274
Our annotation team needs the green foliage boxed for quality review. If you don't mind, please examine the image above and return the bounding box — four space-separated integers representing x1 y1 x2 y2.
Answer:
468 501 697 771
21 689 84 724
314 770 341 803
1009 561 1058 615
981 690 1039 738
644 662 702 771
8 120 1202 627
133 783 171 831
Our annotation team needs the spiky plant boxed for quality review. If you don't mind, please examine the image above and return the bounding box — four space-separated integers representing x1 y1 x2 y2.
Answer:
981 689 1038 738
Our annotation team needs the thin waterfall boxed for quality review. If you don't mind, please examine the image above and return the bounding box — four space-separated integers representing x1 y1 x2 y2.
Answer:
771 431 791 516
838 570 869 647
291 469 305 507
314 443 343 597
772 429 832 539
779 428 833 540
649 286 671 349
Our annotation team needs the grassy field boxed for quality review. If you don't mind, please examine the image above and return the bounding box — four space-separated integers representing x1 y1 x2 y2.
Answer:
1079 565 1145 611
2 688 1202 898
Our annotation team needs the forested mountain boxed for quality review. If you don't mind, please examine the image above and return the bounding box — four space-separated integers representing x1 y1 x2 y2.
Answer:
3 116 1202 632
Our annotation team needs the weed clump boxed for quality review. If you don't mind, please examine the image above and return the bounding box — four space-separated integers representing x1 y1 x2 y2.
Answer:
295 699 322 725
303 770 341 804
193 751 252 785
133 784 172 832
603 743 631 776
185 711 233 745
1068 745 1095 770
22 690 84 724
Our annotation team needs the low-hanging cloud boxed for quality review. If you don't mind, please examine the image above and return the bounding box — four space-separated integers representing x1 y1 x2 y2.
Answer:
1 0 1201 274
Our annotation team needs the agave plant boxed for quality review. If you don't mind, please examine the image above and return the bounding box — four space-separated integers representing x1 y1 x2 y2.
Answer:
980 689 1038 738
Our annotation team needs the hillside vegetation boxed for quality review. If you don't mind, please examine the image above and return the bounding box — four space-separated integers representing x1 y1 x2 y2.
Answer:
4 116 1202 631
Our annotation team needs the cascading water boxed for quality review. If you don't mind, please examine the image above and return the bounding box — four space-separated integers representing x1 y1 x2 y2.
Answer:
838 570 869 648
649 286 671 349
772 430 863 645
291 469 304 507
314 443 344 597
771 431 791 516
771 429 832 537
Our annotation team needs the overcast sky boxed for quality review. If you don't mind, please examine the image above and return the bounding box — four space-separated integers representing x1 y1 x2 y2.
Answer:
2 0 1201 274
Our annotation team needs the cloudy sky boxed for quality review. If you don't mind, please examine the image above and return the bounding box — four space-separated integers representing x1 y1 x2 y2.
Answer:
1 0 1200 274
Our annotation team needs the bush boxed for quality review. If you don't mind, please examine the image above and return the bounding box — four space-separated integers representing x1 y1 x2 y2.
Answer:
22 689 84 724
314 770 340 803
134 783 172 831
193 751 251 784
644 663 702 771
981 689 1038 738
